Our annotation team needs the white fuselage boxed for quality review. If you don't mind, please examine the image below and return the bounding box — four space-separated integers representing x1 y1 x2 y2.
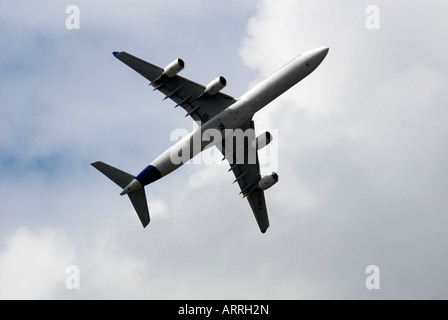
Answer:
123 47 329 193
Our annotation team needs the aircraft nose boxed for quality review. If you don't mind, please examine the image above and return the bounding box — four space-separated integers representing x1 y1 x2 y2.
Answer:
317 46 329 60
308 46 329 68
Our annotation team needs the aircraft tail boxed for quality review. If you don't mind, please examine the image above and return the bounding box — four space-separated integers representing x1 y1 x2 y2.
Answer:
91 161 150 228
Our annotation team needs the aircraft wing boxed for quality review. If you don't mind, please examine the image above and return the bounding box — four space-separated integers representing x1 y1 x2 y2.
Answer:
113 51 236 124
221 120 270 233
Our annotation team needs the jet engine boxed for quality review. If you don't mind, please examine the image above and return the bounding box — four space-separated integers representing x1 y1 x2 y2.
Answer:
205 76 227 95
252 131 273 150
258 172 279 191
163 58 185 77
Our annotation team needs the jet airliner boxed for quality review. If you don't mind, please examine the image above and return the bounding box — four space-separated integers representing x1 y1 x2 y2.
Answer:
92 47 329 233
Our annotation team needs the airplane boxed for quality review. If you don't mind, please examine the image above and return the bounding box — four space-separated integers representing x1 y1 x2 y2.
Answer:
92 46 329 233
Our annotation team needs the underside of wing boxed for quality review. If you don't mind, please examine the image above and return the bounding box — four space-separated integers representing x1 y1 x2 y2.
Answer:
220 120 270 233
113 51 236 125
246 190 269 233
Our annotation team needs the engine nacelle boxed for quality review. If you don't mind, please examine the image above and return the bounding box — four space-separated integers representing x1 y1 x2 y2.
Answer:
258 172 279 191
251 131 273 150
163 58 185 77
205 76 227 95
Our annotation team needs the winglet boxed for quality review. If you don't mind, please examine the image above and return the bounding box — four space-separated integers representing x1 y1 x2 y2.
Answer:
113 51 120 57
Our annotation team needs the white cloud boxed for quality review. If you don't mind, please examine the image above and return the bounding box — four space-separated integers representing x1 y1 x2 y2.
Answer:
0 227 73 299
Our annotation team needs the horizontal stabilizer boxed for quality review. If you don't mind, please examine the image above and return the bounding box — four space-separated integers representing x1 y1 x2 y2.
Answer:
91 161 150 228
91 161 134 189
128 189 150 228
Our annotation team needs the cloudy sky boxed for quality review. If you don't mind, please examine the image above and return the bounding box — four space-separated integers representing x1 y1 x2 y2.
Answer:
1 0 448 299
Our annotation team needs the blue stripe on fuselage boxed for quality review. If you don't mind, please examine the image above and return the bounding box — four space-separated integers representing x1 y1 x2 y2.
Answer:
136 165 162 186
